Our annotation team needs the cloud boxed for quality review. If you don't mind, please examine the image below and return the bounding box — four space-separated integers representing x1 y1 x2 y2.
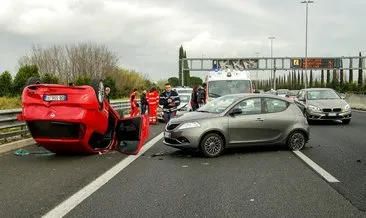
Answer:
0 0 365 81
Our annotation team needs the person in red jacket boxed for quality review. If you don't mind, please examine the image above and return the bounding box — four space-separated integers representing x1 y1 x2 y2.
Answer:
129 88 139 117
146 87 159 124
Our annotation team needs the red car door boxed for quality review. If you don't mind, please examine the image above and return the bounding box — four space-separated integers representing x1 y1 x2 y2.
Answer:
114 115 149 155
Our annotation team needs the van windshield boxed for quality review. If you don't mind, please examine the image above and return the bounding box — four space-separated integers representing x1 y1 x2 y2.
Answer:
207 80 251 97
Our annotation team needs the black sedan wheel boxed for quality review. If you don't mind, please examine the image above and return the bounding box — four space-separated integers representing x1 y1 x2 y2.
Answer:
200 133 224 158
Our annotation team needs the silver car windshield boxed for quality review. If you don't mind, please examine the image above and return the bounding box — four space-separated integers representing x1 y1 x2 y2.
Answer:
176 90 192 94
277 89 289 94
307 90 341 100
208 80 251 98
179 95 190 103
197 95 241 114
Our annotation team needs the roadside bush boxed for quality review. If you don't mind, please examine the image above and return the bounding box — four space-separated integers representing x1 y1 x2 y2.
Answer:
0 97 21 109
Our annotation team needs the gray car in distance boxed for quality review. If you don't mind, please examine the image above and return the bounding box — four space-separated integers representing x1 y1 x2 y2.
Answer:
294 88 352 124
163 94 310 158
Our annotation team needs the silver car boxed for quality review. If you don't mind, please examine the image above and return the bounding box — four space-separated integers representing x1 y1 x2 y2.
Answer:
294 88 352 124
163 94 310 158
276 89 289 97
158 94 191 122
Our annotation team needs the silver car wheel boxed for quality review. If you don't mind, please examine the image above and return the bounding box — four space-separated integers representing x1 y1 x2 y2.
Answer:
203 136 222 156
289 132 305 150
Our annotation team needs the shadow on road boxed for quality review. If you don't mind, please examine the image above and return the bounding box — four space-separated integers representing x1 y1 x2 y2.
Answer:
309 120 345 125
148 145 290 160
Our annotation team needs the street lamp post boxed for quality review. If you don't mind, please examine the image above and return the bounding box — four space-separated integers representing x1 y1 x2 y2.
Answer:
268 36 275 89
301 0 314 89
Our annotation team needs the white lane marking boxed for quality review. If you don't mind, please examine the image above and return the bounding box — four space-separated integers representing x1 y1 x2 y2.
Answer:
42 133 164 218
293 150 340 183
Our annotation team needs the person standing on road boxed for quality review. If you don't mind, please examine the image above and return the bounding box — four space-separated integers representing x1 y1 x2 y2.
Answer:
147 87 159 124
140 90 148 114
190 85 199 111
197 83 207 107
129 88 139 117
159 83 180 124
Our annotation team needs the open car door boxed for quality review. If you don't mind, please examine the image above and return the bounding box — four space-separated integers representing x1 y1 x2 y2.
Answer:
114 115 149 155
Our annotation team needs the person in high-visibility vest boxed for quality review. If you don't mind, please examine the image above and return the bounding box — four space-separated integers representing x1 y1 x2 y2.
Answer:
129 88 139 117
146 87 159 124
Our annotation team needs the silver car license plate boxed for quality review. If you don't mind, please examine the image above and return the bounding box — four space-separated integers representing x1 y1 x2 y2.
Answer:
328 113 336 116
43 95 67 101
164 131 171 138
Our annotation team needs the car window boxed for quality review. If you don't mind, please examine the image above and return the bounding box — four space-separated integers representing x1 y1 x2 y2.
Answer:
263 98 289 113
197 95 242 114
297 90 305 100
307 89 341 100
232 98 262 115
176 89 192 94
179 95 190 102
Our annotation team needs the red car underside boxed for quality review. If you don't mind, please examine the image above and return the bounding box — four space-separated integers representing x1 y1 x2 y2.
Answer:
20 84 116 154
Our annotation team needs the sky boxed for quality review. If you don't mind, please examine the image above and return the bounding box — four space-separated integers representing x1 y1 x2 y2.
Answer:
0 0 365 82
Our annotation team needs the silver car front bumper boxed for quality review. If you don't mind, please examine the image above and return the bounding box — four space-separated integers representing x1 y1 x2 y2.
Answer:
307 110 352 120
162 127 202 149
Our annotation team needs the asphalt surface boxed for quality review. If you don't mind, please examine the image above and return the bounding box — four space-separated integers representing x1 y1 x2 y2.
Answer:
0 126 162 218
301 110 366 212
0 112 366 217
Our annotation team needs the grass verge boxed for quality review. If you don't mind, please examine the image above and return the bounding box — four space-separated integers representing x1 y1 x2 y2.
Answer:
0 97 21 110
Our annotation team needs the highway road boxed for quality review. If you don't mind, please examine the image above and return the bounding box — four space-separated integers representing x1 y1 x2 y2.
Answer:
0 111 365 217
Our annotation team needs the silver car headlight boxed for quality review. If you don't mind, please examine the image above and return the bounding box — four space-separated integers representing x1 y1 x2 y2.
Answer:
178 122 200 130
308 105 321 112
343 104 351 111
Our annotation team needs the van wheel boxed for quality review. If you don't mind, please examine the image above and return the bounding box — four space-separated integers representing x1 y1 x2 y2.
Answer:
200 133 224 158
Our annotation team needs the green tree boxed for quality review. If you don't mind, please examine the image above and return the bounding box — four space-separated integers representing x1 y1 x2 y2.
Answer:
358 52 363 87
331 69 339 89
183 50 190 86
74 75 91 85
41 73 59 84
189 76 203 86
309 70 313 88
178 45 184 85
155 79 168 92
13 65 40 94
340 69 344 86
320 70 324 87
168 77 179 87
0 71 13 97
103 75 119 99
326 69 331 84
349 59 353 83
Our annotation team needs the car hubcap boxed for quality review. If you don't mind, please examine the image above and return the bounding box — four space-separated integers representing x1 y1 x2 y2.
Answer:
290 133 305 150
98 81 104 103
204 136 221 156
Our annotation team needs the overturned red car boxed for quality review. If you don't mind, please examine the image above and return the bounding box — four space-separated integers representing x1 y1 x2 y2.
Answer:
17 77 149 155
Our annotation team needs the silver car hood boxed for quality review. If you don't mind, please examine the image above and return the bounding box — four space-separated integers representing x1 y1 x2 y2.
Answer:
307 99 348 108
170 111 220 123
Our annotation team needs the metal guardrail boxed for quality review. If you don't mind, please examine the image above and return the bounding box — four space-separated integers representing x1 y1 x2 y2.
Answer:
0 100 134 142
